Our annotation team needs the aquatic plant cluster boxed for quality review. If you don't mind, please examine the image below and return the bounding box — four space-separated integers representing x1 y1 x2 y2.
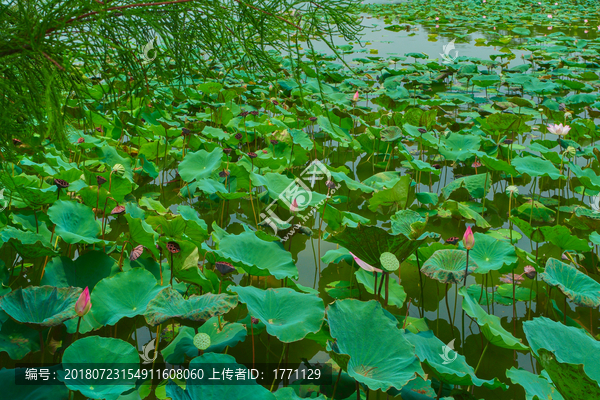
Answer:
3 0 600 399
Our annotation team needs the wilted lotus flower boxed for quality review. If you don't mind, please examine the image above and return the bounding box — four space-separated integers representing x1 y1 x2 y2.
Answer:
270 139 279 145
54 179 69 189
349 251 383 273
471 161 482 168
524 265 537 279
130 245 144 261
251 317 260 325
499 273 524 285
75 287 92 317
223 148 232 154
247 152 257 159
111 205 126 215
418 128 427 133
503 139 514 145
97 176 107 186
235 133 243 140
445 236 460 245
181 128 191 137
352 91 360 102
215 261 236 275
326 180 336 190
218 170 230 178
166 241 181 254
548 123 571 136
77 137 85 144
250 110 259 116
463 226 475 250
309 117 317 122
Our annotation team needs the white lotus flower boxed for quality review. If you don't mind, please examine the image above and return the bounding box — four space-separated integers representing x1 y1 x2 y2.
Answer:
547 123 571 136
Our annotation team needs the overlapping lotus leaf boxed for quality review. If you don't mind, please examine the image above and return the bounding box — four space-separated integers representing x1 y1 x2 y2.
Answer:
421 250 478 284
0 310 40 360
540 258 600 307
231 286 324 343
327 299 424 392
506 367 564 400
524 317 600 399
47 201 103 244
144 287 237 326
41 250 120 290
161 317 247 363
166 353 276 400
0 286 81 328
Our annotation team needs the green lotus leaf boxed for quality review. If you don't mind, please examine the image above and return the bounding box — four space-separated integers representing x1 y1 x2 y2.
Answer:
178 147 224 182
90 268 164 326
540 258 600 307
327 224 427 268
0 310 40 360
61 336 139 400
540 226 591 252
438 133 480 162
144 287 237 326
161 316 247 363
511 27 531 35
524 316 600 399
98 143 134 182
274 387 326 400
0 226 59 258
1 366 69 399
514 200 555 223
165 353 276 400
390 209 430 240
327 299 424 392
0 286 81 328
442 173 491 199
459 287 528 351
470 233 518 274
506 367 564 400
472 74 501 88
368 175 412 211
208 227 298 279
260 172 327 208
327 170 374 193
47 200 103 244
177 204 209 244
230 286 324 343
355 269 406 308
512 157 563 180
404 330 507 390
41 250 120 290
421 250 478 284
380 126 403 142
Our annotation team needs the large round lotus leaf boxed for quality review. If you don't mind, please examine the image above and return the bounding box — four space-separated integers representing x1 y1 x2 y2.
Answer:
274 387 327 400
404 330 507 390
540 258 600 307
61 336 139 400
161 317 247 363
506 367 564 400
47 200 103 244
0 286 81 328
390 209 428 239
41 250 120 291
421 250 478 284
165 353 276 400
511 157 563 180
470 233 518 274
327 299 424 392
0 310 40 360
524 317 600 399
144 287 238 326
178 147 224 182
230 286 324 343
90 268 164 326
209 228 298 279
1 366 69 399
459 287 528 351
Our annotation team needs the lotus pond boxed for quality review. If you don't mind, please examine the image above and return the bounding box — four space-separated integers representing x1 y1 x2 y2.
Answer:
4 0 600 399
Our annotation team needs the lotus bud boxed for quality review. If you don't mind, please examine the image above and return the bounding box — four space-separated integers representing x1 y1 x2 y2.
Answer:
75 287 92 317
352 91 359 102
290 198 299 213
463 226 475 250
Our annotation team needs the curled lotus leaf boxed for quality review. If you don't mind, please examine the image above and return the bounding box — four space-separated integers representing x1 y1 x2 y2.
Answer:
144 287 238 326
421 250 478 284
0 286 81 328
540 258 600 307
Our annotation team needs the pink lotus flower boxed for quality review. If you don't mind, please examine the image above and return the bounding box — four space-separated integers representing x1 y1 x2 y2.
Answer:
598 25 600 30
435 17 439 21
524 265 537 279
463 226 475 250
436 24 439 28
499 273 524 285
352 91 359 102
290 198 299 213
548 14 552 18
585 30 589 33
585 19 588 23
483 15 486 19
548 26 552 30
75 287 92 317
349 252 383 273
547 123 571 136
